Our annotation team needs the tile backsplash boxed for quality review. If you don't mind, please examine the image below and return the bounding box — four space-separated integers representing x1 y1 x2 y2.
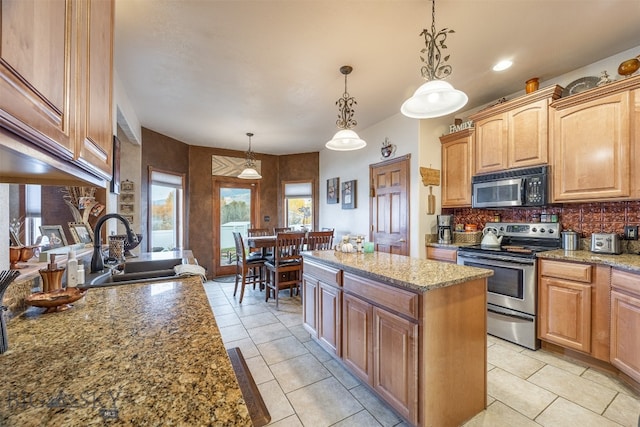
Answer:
444 200 640 237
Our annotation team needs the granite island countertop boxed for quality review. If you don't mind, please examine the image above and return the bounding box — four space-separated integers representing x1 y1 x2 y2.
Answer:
537 249 640 273
302 250 492 293
0 276 251 426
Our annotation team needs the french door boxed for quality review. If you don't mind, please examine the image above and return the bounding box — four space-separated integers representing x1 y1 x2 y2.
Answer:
212 177 260 277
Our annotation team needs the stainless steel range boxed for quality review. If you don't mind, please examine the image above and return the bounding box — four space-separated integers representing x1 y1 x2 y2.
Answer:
457 222 562 350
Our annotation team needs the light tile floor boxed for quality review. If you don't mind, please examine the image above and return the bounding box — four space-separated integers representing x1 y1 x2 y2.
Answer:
203 279 640 427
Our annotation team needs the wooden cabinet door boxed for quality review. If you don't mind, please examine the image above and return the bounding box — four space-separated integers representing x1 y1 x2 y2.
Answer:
508 98 548 168
475 114 507 174
342 293 373 385
426 246 457 263
0 0 75 158
75 0 114 179
373 307 418 424
610 290 640 383
302 274 318 337
551 91 630 201
539 277 592 353
440 129 473 207
318 282 342 356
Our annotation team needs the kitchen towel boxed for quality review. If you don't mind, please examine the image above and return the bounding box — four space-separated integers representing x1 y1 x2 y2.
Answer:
174 264 207 281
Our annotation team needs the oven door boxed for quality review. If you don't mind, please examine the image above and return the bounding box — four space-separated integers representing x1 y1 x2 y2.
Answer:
472 178 524 208
457 252 536 315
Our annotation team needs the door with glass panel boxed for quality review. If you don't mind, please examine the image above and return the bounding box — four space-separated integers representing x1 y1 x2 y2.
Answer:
212 178 260 277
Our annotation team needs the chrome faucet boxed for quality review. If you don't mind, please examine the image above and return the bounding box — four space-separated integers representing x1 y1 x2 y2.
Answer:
90 213 138 273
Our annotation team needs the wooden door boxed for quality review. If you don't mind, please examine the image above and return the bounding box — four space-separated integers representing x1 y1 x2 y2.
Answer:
302 274 318 337
342 293 373 385
318 282 341 356
370 155 410 255
212 177 260 277
539 277 592 353
373 306 418 424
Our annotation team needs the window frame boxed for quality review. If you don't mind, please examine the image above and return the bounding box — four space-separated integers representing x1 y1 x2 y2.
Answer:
148 167 186 251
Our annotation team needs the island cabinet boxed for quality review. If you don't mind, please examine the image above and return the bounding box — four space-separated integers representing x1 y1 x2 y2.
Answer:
610 269 640 384
469 85 562 174
538 259 610 361
549 76 640 202
302 259 343 356
439 128 474 207
302 251 489 427
0 0 114 185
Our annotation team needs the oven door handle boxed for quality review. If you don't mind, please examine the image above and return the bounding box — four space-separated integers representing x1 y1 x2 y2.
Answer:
488 307 534 322
458 253 535 266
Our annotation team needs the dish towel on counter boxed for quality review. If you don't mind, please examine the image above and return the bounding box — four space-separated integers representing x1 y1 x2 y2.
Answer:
174 264 207 281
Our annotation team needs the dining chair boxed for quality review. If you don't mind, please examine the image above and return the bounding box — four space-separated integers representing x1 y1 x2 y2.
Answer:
247 228 272 257
273 227 292 234
264 231 305 309
305 230 334 250
232 232 266 304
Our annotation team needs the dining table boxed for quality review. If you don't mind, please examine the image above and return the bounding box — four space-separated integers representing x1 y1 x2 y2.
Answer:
246 235 276 257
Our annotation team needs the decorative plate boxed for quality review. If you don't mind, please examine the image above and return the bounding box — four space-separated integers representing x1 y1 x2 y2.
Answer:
562 76 600 97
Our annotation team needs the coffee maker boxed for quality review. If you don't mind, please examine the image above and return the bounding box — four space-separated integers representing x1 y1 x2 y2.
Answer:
437 215 453 244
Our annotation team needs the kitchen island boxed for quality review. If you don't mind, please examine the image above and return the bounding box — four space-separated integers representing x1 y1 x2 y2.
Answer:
301 250 493 427
0 276 251 426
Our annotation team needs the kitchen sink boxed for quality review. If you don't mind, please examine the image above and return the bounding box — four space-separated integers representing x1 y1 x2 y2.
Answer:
83 258 184 288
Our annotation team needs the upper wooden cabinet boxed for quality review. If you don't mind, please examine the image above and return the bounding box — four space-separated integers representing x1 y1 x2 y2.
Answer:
550 76 640 202
440 129 474 207
0 0 114 184
470 85 562 174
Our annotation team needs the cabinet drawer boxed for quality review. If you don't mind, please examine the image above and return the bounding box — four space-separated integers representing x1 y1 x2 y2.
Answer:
540 259 592 283
427 247 457 263
304 260 342 286
611 269 640 295
343 272 418 320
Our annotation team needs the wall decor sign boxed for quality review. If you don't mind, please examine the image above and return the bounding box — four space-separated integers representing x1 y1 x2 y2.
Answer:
212 155 262 177
448 120 473 134
342 180 356 209
327 177 339 204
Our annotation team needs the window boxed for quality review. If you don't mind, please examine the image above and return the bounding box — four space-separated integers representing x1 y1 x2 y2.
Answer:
24 184 41 246
284 181 313 231
149 169 185 251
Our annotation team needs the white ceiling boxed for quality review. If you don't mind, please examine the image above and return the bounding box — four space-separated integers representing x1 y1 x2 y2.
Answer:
114 0 640 155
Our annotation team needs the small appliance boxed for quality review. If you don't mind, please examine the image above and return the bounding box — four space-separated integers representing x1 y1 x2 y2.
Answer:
591 233 622 254
472 165 548 208
437 215 453 244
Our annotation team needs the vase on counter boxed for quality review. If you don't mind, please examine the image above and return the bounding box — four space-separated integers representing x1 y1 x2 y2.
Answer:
525 77 539 94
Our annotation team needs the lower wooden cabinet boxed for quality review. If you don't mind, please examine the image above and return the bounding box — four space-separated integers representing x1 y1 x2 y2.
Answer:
342 293 373 384
318 282 341 355
538 259 611 362
610 269 640 383
302 274 318 337
426 246 457 263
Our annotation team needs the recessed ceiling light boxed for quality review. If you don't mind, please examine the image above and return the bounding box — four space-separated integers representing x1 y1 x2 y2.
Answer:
493 60 513 71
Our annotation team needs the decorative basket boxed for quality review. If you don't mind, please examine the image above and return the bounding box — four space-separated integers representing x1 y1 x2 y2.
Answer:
454 231 482 244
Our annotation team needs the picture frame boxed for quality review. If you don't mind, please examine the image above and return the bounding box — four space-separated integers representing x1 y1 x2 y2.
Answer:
68 222 93 245
121 180 134 193
110 135 121 194
39 225 68 250
120 203 134 214
122 214 134 225
327 177 339 204
120 192 134 203
342 180 356 209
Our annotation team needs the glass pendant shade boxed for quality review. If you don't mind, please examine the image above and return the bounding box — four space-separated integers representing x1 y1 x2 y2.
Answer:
325 129 367 151
401 80 468 119
238 167 262 179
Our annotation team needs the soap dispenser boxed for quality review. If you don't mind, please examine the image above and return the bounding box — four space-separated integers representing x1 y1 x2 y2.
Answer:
66 248 78 287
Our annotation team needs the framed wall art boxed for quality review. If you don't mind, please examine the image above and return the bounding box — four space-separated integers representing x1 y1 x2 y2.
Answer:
327 177 339 204
39 225 68 251
68 222 93 245
342 180 356 209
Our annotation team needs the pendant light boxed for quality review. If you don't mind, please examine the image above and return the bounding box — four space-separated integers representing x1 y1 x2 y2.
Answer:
238 132 262 179
401 0 468 119
326 65 367 151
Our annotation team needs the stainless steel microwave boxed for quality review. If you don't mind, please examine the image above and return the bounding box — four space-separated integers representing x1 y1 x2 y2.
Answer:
472 166 548 208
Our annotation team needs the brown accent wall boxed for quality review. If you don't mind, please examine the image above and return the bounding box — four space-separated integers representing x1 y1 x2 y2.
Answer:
141 128 190 252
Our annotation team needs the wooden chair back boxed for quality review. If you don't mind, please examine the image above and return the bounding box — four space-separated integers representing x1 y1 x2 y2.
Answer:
247 228 271 237
232 232 247 263
306 231 334 250
272 232 305 265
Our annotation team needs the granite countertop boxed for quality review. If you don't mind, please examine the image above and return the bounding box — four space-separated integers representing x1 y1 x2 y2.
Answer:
537 249 640 273
302 250 492 293
0 277 251 426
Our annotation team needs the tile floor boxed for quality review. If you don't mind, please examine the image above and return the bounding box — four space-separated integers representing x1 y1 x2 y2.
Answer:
203 279 640 427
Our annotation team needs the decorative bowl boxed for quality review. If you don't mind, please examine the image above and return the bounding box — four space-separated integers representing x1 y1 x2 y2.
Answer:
9 246 22 269
618 57 640 77
25 287 87 313
19 245 39 262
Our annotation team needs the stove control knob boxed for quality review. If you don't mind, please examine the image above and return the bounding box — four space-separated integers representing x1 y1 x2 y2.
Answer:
540 228 545 233
548 229 555 234
532 227 537 232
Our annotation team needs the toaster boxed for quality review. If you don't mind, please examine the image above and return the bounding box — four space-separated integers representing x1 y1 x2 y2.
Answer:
590 233 622 254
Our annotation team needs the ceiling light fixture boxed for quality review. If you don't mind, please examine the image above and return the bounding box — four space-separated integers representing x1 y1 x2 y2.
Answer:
493 60 513 71
325 65 367 151
238 132 262 179
401 0 468 119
